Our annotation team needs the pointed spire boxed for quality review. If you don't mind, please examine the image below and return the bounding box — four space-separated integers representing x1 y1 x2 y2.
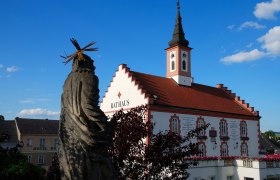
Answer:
168 0 189 47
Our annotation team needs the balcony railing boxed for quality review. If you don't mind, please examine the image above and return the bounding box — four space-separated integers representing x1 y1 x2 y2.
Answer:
33 146 47 150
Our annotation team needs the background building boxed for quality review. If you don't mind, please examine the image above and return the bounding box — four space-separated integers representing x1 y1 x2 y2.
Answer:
0 117 59 170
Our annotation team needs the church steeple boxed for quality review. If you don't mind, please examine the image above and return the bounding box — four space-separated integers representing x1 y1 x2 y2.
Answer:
166 0 193 86
168 0 189 47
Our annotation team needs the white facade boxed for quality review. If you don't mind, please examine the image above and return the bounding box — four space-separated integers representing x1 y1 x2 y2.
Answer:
151 111 259 157
188 159 280 180
100 64 148 115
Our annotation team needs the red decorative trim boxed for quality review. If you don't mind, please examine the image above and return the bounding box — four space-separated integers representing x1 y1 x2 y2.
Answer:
257 120 261 154
197 141 207 157
240 120 248 138
220 142 229 157
100 64 150 107
216 84 259 116
240 142 249 156
149 105 259 121
219 119 229 138
145 110 152 145
169 114 181 135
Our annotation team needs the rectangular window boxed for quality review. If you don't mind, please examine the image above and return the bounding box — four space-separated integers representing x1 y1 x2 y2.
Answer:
40 138 45 147
244 178 254 180
208 176 215 180
27 138 33 147
54 138 59 149
227 175 233 180
27 155 32 163
38 154 45 164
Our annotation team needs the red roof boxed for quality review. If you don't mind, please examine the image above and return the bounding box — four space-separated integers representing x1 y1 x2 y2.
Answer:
130 70 258 117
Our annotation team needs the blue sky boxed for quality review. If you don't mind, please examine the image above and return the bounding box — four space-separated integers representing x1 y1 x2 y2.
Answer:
0 0 279 131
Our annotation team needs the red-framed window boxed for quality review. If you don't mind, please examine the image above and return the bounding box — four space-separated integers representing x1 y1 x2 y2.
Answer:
220 142 229 157
220 119 228 137
169 114 180 135
240 120 248 138
241 142 248 156
196 116 206 136
198 142 206 157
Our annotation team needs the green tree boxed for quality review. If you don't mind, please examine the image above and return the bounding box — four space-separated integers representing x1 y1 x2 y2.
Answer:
0 145 45 179
263 130 276 139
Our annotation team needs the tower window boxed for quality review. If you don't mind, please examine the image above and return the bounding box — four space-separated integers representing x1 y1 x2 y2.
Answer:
171 61 175 71
182 60 186 70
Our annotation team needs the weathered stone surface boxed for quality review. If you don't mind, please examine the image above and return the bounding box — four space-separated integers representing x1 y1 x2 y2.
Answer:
59 45 115 180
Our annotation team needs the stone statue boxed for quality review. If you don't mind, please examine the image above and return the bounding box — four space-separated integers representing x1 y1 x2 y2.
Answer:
59 38 115 180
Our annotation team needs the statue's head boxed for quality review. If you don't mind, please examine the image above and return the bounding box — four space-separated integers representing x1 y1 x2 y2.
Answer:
62 38 98 73
72 54 95 72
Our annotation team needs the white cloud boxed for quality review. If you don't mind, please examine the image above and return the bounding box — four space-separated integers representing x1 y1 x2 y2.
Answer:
19 98 50 104
18 108 60 116
238 21 266 31
246 43 254 48
6 66 19 73
221 49 265 64
258 26 280 55
227 24 235 30
254 0 280 20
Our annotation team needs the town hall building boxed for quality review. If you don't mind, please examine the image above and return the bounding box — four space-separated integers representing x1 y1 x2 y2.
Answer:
101 1 280 179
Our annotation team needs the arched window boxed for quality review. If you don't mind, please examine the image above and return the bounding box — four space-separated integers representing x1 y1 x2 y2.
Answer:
240 121 247 137
196 117 205 136
171 61 175 71
220 119 228 137
241 143 248 156
198 143 206 157
182 60 186 71
221 143 228 157
169 114 180 135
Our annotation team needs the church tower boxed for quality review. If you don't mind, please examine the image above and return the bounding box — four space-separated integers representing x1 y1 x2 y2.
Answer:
166 0 193 86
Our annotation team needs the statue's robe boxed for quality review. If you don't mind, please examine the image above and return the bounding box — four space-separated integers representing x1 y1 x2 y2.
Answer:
59 65 114 180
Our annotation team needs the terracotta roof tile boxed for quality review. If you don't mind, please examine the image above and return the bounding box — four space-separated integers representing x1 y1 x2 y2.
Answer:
131 71 257 117
15 118 59 135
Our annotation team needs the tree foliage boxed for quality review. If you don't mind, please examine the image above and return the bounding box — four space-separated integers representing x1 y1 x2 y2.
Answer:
47 153 61 180
109 105 209 179
0 146 45 180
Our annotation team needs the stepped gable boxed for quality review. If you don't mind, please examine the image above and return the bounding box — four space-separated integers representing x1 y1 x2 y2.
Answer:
216 84 259 116
15 117 59 135
127 69 258 117
100 64 150 105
